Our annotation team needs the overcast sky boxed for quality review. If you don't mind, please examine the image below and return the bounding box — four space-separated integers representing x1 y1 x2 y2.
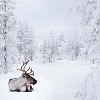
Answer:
15 0 81 41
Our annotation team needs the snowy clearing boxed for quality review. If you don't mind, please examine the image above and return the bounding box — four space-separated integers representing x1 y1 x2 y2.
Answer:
0 60 91 100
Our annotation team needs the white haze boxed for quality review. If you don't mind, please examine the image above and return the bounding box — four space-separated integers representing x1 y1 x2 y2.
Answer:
15 0 81 42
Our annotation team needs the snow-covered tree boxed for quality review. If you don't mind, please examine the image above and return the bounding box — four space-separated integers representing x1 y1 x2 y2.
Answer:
0 0 16 73
40 40 50 63
66 33 81 60
74 1 100 100
73 0 100 63
40 33 58 63
40 39 56 63
40 33 67 63
17 22 37 62
55 33 67 60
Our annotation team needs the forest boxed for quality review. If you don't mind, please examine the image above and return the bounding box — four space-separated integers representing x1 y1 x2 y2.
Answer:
0 0 100 100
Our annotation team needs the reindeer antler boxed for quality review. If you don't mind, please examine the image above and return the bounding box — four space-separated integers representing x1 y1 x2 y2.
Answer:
27 68 34 76
17 60 29 72
17 60 34 76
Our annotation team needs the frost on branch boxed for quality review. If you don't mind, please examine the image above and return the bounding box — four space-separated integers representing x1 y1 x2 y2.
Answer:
76 63 100 100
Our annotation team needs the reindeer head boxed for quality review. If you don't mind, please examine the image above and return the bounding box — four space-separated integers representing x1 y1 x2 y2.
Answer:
17 60 37 85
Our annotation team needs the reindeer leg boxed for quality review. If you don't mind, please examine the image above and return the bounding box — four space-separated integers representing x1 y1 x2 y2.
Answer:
26 85 31 92
10 90 15 92
16 89 21 92
26 85 34 92
30 85 34 92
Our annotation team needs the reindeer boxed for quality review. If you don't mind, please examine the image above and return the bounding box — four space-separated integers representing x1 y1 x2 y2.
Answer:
8 60 37 92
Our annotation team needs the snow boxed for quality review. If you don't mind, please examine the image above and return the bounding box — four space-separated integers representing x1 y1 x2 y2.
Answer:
0 60 91 100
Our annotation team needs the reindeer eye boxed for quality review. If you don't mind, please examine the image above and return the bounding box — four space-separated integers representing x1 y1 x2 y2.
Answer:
23 74 26 78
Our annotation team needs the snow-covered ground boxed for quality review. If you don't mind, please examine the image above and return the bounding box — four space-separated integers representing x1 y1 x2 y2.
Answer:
0 60 91 100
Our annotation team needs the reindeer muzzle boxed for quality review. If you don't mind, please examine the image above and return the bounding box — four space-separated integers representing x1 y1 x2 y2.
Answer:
33 79 37 85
